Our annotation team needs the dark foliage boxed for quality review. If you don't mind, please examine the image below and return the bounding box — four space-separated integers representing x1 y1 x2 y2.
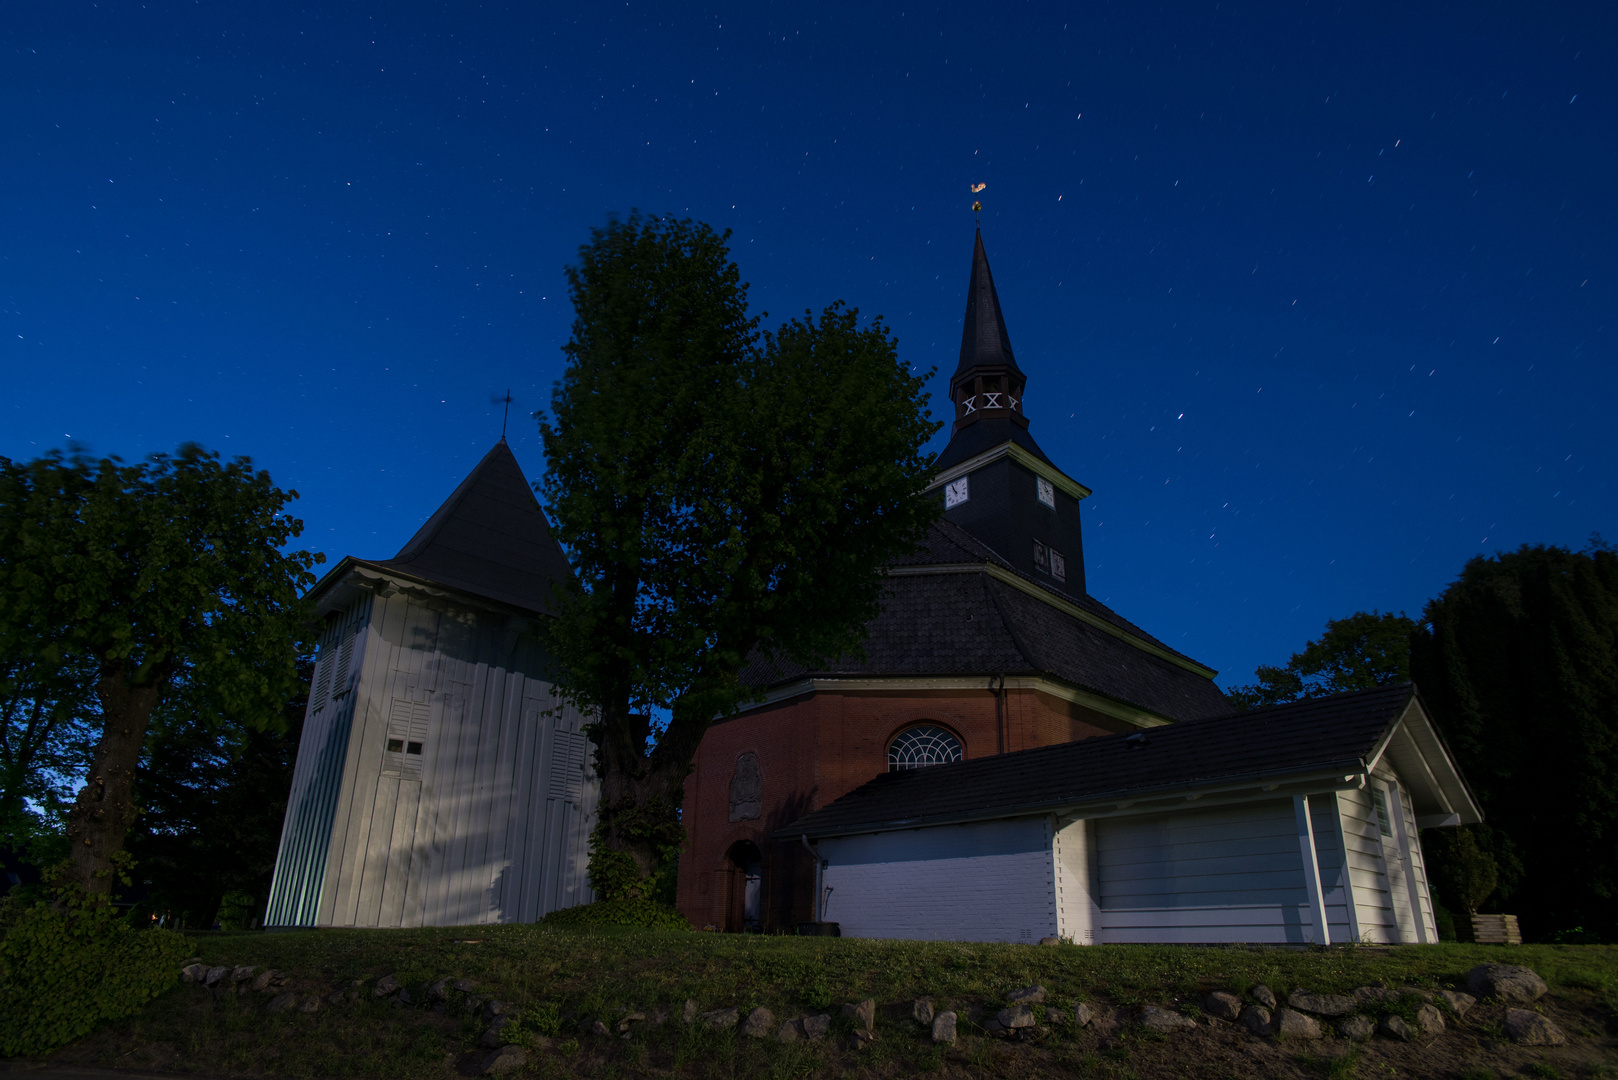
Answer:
1226 610 1417 710
1411 538 1618 941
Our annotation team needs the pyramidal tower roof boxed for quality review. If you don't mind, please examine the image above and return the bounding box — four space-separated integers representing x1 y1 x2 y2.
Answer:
953 229 1025 381
373 439 574 617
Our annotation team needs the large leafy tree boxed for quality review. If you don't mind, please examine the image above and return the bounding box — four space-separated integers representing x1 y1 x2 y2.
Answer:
0 446 320 898
538 214 940 897
1411 538 1618 941
1226 609 1417 710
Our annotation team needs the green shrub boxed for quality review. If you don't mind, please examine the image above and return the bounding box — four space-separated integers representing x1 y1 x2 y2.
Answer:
0 897 189 1056
540 897 691 930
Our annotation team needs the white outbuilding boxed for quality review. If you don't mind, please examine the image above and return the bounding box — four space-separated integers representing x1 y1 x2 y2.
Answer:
784 684 1479 945
264 440 597 929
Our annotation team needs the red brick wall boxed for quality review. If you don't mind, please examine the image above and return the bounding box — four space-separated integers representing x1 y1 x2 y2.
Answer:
675 686 1135 931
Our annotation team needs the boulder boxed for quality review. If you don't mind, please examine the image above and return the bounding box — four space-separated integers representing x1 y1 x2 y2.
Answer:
1439 990 1476 1018
700 1007 739 1030
454 979 478 993
1045 1006 1066 1024
777 1016 803 1043
682 998 698 1024
848 1029 879 1050
480 1017 515 1048
204 966 229 987
1465 964 1547 1004
232 966 257 983
1239 1005 1272 1036
1251 984 1277 1009
265 992 299 1013
1006 985 1047 1005
1503 1008 1566 1047
251 970 279 992
1353 986 1397 1007
1414 1003 1444 1036
483 999 509 1018
1337 1015 1375 1041
1138 1006 1196 1033
1378 1015 1414 1042
427 978 452 1002
931 1011 957 1045
1038 936 1060 945
1398 986 1434 1002
997 1003 1036 1029
181 963 207 983
912 997 934 1025
1202 992 1243 1022
298 995 321 1014
742 1007 775 1038
1274 1009 1322 1040
482 1046 526 1075
1287 992 1354 1017
801 1014 831 1041
396 988 413 1006
324 991 345 1006
842 999 875 1031
373 974 400 997
1074 1002 1095 1027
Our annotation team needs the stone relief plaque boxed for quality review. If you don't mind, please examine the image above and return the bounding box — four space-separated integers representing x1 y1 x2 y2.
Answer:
729 751 763 822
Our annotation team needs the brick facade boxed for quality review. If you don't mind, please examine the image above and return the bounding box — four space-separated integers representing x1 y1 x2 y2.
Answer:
675 684 1138 931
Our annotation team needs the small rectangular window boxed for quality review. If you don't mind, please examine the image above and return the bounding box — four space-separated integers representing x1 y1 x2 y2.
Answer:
1371 786 1394 837
386 738 404 753
1037 477 1056 508
1050 549 1067 582
1033 540 1049 572
406 741 423 755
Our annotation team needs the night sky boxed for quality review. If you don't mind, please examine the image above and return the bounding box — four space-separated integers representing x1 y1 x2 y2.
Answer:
4 2 1613 691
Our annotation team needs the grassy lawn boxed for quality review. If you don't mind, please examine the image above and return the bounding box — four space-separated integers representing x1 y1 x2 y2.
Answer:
38 927 1618 1080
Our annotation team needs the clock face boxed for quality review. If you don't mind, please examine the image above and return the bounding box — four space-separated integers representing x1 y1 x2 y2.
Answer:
1037 477 1056 508
944 476 970 509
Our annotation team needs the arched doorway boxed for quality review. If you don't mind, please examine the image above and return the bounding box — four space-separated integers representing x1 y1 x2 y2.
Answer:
725 840 763 932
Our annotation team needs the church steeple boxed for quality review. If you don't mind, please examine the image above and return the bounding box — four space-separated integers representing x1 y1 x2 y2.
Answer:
950 230 1029 435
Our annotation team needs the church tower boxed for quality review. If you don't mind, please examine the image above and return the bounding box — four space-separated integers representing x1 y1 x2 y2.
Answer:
930 231 1091 596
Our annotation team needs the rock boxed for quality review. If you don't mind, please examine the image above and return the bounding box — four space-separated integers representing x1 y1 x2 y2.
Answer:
983 1019 1006 1037
1398 986 1434 1002
1074 1002 1095 1027
1353 986 1397 1007
1038 936 1060 946
700 1006 739 1030
373 974 400 997
482 1045 526 1075
1239 1005 1272 1036
183 956 204 966
1045 1006 1066 1024
617 1012 646 1033
1504 1008 1566 1046
1287 992 1354 1017
932 1011 957 1045
299 995 321 1014
453 979 478 992
1251 984 1277 1009
265 992 299 1013
1439 990 1476 1017
324 991 345 1005
1465 964 1547 1004
777 1016 803 1043
180 963 207 983
912 997 934 1025
997 1003 1037 1029
1275 1008 1323 1040
427 978 452 1001
465 995 488 1014
682 998 698 1024
1202 992 1243 1021
483 998 509 1018
1006 985 1047 1005
251 969 279 992
801 1014 831 1041
232 966 257 983
651 1008 669 1025
396 988 413 1006
848 1029 878 1050
480 1017 515 1048
1414 1003 1444 1036
741 1007 774 1038
842 999 875 1031
1337 1015 1375 1041
1378 1015 1414 1042
204 966 229 987
1138 1005 1196 1033
588 1019 610 1036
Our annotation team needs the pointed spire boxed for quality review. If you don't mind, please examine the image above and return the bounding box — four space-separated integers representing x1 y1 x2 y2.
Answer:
948 230 1029 436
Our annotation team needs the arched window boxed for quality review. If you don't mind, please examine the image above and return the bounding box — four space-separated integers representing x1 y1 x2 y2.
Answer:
888 725 964 771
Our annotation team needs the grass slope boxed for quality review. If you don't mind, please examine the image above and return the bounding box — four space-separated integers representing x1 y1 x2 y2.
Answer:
31 926 1618 1080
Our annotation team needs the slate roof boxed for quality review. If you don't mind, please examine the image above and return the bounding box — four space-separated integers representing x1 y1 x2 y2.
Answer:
953 229 1025 381
738 519 1229 723
932 417 1057 473
777 683 1420 838
320 440 574 618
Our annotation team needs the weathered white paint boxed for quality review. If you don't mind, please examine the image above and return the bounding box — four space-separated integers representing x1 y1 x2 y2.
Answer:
266 585 597 928
1053 817 1098 943
1381 768 1440 943
819 817 1057 942
1337 785 1398 941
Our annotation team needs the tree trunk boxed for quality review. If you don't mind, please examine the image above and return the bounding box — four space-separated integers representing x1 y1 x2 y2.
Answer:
58 662 164 898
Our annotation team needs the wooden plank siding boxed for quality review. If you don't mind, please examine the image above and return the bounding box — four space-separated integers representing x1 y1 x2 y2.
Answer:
1336 785 1399 942
1378 766 1440 943
265 588 597 928
819 817 1058 942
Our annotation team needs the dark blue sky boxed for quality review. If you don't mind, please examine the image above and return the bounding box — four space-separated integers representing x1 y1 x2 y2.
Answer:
4 2 1613 690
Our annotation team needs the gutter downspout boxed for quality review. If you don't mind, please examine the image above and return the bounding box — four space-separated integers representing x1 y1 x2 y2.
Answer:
800 834 824 922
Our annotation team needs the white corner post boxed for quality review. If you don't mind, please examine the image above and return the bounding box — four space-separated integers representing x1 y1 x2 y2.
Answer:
1294 795 1331 946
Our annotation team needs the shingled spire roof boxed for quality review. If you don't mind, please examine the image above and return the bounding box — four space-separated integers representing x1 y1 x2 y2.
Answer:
368 439 574 617
953 229 1025 381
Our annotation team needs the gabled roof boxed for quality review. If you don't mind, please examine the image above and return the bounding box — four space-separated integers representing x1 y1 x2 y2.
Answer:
933 417 1057 474
737 520 1229 723
778 683 1482 839
953 229 1024 382
311 440 574 618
